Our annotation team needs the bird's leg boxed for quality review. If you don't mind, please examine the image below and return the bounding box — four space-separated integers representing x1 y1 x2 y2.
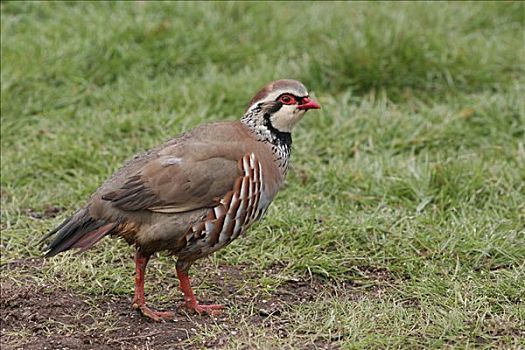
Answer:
176 267 224 315
132 250 174 322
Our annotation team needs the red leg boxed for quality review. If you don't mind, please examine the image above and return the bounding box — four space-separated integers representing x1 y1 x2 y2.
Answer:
132 250 174 322
176 267 224 315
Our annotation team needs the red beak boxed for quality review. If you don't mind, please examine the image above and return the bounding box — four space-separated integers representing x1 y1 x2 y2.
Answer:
297 97 321 110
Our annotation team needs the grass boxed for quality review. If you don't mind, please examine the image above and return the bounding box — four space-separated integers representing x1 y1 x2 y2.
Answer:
1 1 524 349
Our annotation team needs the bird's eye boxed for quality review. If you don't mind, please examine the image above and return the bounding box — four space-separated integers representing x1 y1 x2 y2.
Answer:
278 94 296 105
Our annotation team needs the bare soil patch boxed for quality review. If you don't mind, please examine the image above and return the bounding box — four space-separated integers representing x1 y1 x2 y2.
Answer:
1 259 365 350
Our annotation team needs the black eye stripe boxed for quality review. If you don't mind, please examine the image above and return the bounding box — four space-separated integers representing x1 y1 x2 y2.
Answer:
275 93 307 102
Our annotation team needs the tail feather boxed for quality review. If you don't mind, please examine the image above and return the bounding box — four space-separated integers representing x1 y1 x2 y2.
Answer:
74 223 116 253
42 209 116 257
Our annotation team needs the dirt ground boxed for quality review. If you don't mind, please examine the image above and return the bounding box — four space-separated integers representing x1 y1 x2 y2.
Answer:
1 259 352 350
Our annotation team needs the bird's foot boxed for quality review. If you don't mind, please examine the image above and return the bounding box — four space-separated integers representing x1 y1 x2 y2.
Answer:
175 267 224 315
180 302 224 315
134 304 175 322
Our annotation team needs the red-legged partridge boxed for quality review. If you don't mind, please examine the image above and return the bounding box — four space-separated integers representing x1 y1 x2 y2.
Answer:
42 79 320 321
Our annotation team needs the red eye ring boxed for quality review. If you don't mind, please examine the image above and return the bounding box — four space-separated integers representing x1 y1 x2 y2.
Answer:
278 94 296 105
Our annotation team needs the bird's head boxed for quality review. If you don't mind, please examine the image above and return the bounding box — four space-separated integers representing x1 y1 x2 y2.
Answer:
242 79 320 134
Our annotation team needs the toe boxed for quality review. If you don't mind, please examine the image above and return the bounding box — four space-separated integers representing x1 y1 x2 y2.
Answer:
194 304 225 315
138 306 175 322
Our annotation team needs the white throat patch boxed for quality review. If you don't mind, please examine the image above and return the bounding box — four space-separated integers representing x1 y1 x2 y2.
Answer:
269 105 306 133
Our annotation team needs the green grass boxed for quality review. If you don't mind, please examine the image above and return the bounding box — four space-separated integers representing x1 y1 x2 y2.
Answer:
1 1 524 349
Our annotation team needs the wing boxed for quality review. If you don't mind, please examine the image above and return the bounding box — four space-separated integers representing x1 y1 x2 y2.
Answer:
101 143 243 213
